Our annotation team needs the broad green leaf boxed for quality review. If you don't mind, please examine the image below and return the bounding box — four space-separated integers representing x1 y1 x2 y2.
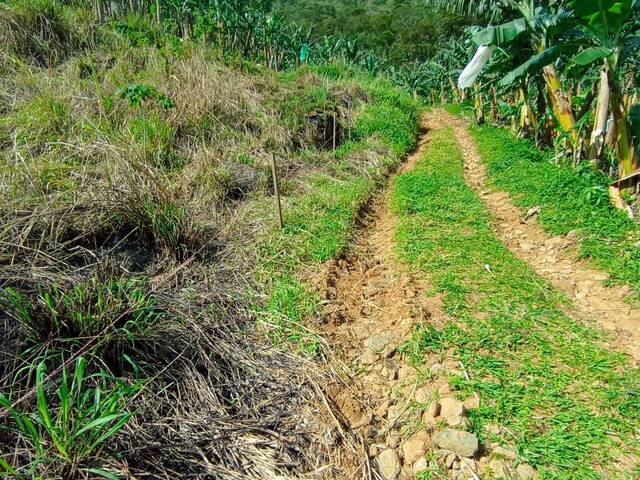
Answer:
472 18 528 47
87 412 134 453
571 0 635 36
628 104 640 140
73 356 86 411
0 457 15 474
571 46 614 65
82 467 121 480
529 11 576 40
499 45 576 86
74 413 122 437
35 362 53 431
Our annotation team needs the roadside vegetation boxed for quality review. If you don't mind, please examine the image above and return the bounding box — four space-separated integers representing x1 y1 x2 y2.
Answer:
425 1 640 214
0 1 419 478
393 127 640 479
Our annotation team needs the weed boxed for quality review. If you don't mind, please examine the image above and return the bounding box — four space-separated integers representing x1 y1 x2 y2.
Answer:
127 113 182 169
256 73 419 354
2 275 163 365
1 357 139 479
3 92 72 149
116 83 175 110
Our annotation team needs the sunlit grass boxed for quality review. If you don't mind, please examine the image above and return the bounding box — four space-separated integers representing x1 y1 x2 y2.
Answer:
393 128 640 479
470 124 640 302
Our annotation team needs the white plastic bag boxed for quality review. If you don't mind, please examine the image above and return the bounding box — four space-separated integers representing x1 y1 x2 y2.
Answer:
458 45 496 89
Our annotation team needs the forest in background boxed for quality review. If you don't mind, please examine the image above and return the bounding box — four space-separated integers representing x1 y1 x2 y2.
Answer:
276 0 472 66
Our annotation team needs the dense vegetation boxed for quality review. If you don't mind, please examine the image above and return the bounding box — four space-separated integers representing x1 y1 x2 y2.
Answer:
276 0 471 66
0 1 419 478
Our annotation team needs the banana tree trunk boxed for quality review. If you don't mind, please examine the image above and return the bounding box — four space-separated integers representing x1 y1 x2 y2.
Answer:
449 78 460 103
475 92 485 124
518 83 536 137
490 86 498 123
542 64 577 145
608 70 638 179
589 68 609 162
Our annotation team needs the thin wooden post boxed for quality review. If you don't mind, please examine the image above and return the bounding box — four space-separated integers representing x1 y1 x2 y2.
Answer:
332 112 337 151
270 153 283 229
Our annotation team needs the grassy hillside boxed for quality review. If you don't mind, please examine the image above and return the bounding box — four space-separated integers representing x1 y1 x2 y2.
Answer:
0 2 419 478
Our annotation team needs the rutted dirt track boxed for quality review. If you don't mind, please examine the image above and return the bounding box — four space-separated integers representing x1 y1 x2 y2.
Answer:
431 109 640 362
313 117 532 480
312 110 640 480
315 120 482 480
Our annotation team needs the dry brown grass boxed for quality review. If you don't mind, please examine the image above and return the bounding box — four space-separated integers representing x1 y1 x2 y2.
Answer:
0 12 379 476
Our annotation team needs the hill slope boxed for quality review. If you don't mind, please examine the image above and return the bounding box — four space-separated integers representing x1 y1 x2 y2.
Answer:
0 2 419 478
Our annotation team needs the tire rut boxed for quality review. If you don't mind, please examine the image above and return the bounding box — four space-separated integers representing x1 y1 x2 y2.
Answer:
310 116 496 480
429 108 640 362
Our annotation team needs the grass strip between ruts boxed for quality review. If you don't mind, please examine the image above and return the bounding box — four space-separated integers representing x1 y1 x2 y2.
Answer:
393 127 640 479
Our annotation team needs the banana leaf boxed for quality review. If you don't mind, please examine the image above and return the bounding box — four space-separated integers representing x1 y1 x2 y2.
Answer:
499 44 578 86
472 18 528 47
571 46 614 65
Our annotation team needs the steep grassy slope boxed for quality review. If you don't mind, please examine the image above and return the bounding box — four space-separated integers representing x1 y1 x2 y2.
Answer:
0 3 419 478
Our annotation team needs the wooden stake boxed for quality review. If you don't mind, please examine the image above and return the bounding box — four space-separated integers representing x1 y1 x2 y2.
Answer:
270 153 283 229
332 112 337 151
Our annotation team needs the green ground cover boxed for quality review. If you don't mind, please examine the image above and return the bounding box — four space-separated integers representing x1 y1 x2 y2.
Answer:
469 122 640 302
393 127 640 479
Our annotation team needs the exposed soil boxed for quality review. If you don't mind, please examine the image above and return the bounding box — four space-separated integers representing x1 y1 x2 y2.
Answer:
310 111 640 479
310 118 509 479
428 109 640 362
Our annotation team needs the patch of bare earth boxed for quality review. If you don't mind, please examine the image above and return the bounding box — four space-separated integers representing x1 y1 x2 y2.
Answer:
429 109 640 362
307 117 536 480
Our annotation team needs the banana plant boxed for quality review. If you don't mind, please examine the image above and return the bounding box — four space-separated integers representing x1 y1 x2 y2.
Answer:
568 0 639 178
460 2 580 144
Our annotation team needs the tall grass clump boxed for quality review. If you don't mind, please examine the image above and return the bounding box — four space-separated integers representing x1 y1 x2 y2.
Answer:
0 0 90 67
1 358 140 480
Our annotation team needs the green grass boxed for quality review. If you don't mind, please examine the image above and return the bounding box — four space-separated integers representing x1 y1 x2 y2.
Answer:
469 124 640 302
0 357 140 480
393 128 640 479
256 73 419 354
